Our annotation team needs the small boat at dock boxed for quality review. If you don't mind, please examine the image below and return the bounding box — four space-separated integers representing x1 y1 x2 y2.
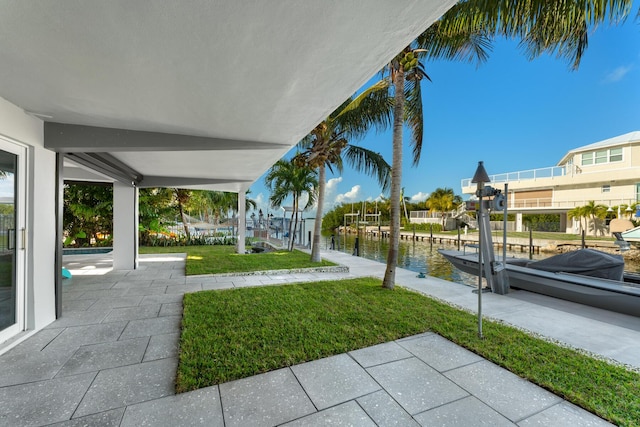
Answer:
439 248 640 317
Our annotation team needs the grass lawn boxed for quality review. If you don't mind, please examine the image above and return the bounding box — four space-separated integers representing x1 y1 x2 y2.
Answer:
139 245 335 275
178 278 639 426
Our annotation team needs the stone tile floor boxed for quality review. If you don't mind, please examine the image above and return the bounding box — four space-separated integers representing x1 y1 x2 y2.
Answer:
0 251 625 426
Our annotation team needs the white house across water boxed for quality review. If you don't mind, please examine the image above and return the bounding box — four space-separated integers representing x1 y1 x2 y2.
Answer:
459 131 640 233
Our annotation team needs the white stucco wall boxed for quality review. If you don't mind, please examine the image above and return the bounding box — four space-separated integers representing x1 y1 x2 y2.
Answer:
0 96 56 332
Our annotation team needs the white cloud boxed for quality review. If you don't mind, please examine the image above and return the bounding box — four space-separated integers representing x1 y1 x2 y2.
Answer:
410 191 429 202
320 177 343 213
373 193 386 202
253 192 266 211
335 185 362 204
325 177 342 192
604 65 632 83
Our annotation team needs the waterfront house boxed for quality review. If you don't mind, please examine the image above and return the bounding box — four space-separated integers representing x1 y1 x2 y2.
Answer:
460 131 640 233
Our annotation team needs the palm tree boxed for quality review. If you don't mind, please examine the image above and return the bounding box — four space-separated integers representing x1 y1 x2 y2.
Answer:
426 188 463 230
173 188 192 239
265 159 318 251
294 83 393 262
381 33 490 289
567 205 587 234
400 187 410 224
380 0 632 290
582 200 608 236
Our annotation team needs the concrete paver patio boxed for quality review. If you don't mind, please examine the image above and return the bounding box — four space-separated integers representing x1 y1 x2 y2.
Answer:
0 249 634 426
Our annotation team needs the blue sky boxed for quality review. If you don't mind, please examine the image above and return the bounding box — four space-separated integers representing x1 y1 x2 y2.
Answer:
250 10 640 215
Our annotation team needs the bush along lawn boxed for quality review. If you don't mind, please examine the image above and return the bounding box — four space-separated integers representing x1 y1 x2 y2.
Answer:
139 245 335 275
176 278 639 426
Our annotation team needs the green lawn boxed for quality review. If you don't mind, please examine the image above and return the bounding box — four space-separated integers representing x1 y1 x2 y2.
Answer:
139 245 335 275
178 278 639 426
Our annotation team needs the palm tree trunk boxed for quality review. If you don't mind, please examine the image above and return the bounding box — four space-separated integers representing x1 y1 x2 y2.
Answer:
286 196 295 251
289 197 299 251
178 202 190 240
382 67 405 290
311 164 325 262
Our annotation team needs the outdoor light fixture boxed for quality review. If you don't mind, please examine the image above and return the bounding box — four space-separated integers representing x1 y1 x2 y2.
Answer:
471 161 489 339
471 161 490 189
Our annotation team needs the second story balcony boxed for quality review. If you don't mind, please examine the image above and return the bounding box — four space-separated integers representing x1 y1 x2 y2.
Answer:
461 166 567 190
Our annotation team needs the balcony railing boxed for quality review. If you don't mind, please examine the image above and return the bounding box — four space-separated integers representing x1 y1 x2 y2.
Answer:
506 198 637 210
461 166 566 188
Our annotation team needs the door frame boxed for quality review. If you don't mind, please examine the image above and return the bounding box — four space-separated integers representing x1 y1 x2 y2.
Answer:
0 136 27 344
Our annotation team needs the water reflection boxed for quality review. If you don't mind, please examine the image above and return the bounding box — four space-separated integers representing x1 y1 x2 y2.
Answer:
325 231 639 285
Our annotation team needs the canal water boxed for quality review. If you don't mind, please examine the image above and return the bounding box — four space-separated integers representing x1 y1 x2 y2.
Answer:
324 232 640 285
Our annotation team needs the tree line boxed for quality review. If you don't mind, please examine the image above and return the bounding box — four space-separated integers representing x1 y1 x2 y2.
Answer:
63 184 256 247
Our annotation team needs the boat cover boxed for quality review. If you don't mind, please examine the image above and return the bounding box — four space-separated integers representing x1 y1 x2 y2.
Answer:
526 249 624 281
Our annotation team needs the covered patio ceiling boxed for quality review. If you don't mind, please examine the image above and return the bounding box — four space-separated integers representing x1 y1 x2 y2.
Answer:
0 1 456 192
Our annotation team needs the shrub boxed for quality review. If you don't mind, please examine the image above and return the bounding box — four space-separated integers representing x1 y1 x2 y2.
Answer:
402 223 442 233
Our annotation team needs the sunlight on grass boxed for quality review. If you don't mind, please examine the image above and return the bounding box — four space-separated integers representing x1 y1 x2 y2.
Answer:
177 278 640 426
139 245 336 275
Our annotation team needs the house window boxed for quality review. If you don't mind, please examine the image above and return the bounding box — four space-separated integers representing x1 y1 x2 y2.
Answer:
610 148 622 162
595 150 608 164
581 148 622 166
602 185 610 193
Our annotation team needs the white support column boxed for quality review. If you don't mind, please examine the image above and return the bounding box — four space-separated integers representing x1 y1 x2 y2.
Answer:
516 212 523 233
113 182 139 270
236 188 246 254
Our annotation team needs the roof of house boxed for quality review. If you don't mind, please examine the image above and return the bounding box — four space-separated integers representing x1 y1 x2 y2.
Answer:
557 131 640 165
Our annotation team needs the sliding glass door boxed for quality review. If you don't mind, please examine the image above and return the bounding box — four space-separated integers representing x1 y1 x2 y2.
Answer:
0 138 25 343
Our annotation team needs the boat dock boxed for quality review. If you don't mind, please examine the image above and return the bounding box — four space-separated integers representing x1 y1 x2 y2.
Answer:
340 227 542 254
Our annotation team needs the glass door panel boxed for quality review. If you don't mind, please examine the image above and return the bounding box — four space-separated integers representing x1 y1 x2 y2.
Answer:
0 140 24 343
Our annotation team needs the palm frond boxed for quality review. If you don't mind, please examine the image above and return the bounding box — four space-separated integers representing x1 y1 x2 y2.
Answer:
416 20 492 66
336 80 394 140
438 0 633 70
343 145 392 193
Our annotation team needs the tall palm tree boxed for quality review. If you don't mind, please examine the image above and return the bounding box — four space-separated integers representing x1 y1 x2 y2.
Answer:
381 32 490 289
381 0 632 290
426 188 463 230
265 159 318 251
294 83 393 262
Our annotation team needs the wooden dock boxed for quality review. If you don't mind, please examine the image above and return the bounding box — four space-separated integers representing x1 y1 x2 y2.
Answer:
361 229 541 254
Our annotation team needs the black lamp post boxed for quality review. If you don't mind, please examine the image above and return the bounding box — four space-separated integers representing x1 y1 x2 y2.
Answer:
471 161 490 338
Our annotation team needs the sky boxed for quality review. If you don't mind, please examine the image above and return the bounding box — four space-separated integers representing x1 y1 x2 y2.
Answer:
250 9 640 217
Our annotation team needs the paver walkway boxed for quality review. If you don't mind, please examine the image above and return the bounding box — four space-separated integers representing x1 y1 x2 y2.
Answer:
0 249 632 426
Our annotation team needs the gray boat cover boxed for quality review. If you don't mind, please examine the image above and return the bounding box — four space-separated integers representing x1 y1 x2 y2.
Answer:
526 249 624 281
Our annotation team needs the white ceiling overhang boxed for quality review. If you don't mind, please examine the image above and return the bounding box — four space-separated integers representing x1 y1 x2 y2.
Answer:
0 1 456 192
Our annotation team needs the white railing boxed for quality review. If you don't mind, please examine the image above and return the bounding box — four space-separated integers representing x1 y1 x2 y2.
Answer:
461 166 566 188
508 198 637 210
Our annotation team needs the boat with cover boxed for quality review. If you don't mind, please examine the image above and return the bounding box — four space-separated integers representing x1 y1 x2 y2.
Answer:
438 248 640 317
